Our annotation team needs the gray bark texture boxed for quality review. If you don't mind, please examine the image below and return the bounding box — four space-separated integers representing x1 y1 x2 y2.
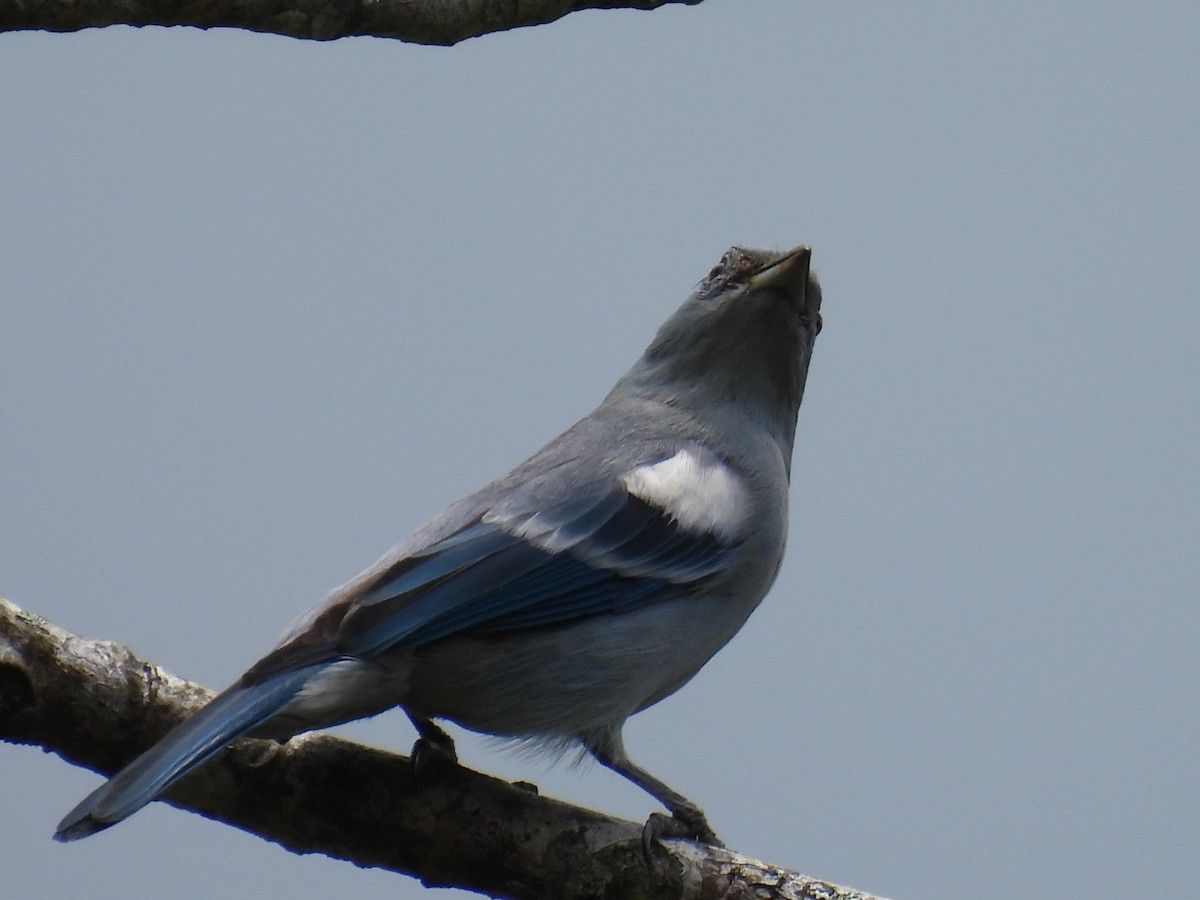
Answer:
0 597 887 900
0 0 703 44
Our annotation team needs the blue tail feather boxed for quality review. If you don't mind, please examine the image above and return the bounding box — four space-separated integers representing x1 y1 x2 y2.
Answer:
54 666 319 841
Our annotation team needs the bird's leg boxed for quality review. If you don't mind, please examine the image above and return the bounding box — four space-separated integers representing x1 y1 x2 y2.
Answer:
587 736 723 856
406 712 457 786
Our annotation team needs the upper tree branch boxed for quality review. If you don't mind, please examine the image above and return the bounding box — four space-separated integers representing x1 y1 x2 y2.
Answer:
0 597 885 900
0 0 704 44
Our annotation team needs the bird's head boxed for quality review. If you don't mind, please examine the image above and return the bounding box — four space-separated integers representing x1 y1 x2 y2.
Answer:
613 245 822 445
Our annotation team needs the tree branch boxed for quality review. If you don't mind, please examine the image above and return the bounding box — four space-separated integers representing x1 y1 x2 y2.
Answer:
0 0 704 45
1 597 886 900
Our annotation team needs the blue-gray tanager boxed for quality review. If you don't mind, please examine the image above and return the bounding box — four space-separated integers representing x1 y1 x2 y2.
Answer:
56 244 822 845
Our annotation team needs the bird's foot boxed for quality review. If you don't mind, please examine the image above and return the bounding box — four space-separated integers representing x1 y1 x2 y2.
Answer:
641 806 723 861
409 721 458 788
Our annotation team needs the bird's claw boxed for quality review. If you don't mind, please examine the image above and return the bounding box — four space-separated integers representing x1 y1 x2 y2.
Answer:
640 808 723 862
409 728 458 789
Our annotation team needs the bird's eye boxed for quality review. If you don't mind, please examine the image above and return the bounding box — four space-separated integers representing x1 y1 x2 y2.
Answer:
713 250 737 276
702 249 756 293
704 252 735 285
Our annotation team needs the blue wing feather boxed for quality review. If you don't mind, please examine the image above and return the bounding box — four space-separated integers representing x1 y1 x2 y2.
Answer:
339 484 733 655
356 522 513 604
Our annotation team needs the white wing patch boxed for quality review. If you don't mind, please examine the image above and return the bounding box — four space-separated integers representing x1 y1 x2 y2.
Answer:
621 450 748 539
486 508 573 552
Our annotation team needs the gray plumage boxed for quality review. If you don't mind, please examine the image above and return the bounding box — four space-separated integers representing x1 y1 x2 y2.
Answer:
56 244 823 845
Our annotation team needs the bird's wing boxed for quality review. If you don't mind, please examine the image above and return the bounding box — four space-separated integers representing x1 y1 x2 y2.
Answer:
247 447 748 680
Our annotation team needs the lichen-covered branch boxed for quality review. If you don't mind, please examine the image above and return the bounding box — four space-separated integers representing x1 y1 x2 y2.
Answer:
0 0 703 45
0 597 885 900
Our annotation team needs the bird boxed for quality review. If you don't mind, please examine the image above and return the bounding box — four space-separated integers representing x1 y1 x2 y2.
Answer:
55 244 823 847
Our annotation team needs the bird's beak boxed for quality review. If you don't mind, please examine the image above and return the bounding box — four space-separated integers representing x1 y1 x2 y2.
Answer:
749 245 812 295
749 246 819 329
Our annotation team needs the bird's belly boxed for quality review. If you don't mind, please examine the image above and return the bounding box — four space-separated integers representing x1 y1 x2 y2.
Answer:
399 592 756 741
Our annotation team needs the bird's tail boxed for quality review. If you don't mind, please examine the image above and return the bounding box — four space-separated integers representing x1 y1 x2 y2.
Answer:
54 666 319 841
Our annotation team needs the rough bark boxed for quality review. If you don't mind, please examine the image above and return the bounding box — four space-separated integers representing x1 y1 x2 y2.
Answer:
0 0 703 45
0 597 886 900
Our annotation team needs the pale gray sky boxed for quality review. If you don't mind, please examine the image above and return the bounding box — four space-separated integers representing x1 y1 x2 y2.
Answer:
2 3 1197 899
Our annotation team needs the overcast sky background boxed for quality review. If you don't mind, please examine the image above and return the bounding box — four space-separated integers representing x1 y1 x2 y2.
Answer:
2 3 1198 899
